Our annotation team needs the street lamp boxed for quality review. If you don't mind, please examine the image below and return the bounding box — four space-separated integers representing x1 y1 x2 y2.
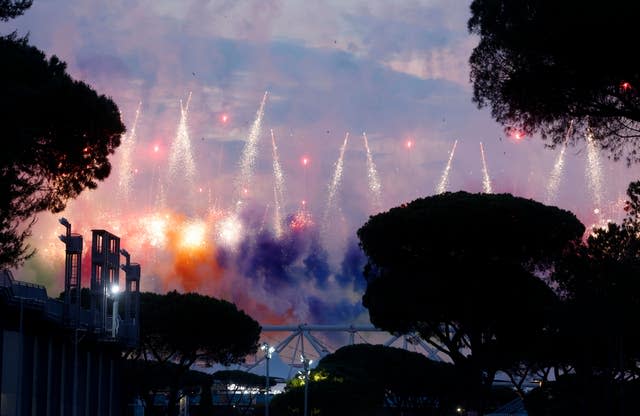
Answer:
110 283 120 338
260 342 276 416
300 354 313 416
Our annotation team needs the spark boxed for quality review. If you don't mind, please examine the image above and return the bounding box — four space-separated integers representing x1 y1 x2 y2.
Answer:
217 215 243 247
290 209 313 231
118 101 141 201
406 139 414 149
323 133 349 231
621 81 632 91
168 92 196 186
302 157 309 166
142 213 168 248
363 133 382 211
180 219 207 249
586 132 604 222
221 113 229 123
271 130 286 238
154 144 160 153
479 142 493 193
436 140 458 194
544 122 572 205
236 91 268 208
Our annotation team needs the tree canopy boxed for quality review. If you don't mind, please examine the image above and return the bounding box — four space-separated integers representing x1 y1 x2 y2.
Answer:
271 344 461 416
357 191 584 411
469 0 640 163
134 291 260 415
0 34 125 268
0 0 31 21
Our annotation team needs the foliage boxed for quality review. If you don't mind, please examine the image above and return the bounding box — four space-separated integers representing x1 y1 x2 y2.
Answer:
134 291 260 416
271 344 461 416
468 0 640 163
0 0 31 21
357 192 584 411
0 34 125 268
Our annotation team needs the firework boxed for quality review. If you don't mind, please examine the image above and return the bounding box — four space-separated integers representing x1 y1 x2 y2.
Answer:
168 92 196 187
436 140 458 194
480 142 492 193
117 102 142 202
363 133 382 212
217 214 243 247
236 91 268 208
323 133 349 232
271 130 286 238
586 132 604 221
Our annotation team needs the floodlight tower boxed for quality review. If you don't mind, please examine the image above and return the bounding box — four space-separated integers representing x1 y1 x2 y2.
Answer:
59 218 83 324
120 248 141 344
90 230 120 334
261 342 276 416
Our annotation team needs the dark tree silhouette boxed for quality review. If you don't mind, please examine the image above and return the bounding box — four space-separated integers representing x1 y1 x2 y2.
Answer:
135 291 261 416
469 0 640 163
271 344 461 416
546 182 640 414
357 192 584 413
0 0 32 21
0 35 125 268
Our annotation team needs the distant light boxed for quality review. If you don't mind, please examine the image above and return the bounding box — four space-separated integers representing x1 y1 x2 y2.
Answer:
621 81 632 91
221 113 229 123
198 187 203 193
154 144 160 153
111 284 120 295
302 156 309 166
406 140 413 149
594 208 600 214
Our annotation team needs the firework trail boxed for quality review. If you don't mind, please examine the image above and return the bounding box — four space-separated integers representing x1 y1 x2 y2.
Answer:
271 130 286 238
323 133 350 232
479 142 493 193
168 92 196 186
117 102 142 202
436 140 458 194
544 122 573 205
236 91 268 209
586 132 604 221
362 133 382 212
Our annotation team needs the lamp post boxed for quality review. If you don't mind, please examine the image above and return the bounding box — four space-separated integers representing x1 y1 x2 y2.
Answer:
110 283 120 338
300 354 312 416
260 342 276 416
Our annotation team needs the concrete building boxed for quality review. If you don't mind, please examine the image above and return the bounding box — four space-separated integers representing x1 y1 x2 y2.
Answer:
0 221 140 416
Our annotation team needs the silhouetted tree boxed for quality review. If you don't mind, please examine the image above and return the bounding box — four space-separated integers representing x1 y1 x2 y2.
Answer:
135 291 261 416
0 34 125 268
0 0 31 21
547 182 640 414
271 344 461 416
357 192 584 413
469 0 640 163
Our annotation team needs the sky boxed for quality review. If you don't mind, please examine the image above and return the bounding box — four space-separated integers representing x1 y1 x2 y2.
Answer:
4 0 640 338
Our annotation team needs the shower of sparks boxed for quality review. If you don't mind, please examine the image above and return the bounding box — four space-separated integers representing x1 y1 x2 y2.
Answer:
142 213 168 248
217 214 243 247
271 130 286 238
362 133 382 212
168 92 196 186
544 122 573 205
586 132 604 222
117 102 142 201
180 219 207 250
322 133 349 232
479 142 493 193
236 91 268 207
436 140 458 194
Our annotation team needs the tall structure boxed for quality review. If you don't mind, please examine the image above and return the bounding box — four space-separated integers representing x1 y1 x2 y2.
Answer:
0 220 142 416
120 249 141 343
90 230 121 333
59 217 83 325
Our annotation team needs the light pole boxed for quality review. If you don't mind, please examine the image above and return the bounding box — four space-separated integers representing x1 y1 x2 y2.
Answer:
261 342 275 416
110 283 120 338
300 354 312 416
